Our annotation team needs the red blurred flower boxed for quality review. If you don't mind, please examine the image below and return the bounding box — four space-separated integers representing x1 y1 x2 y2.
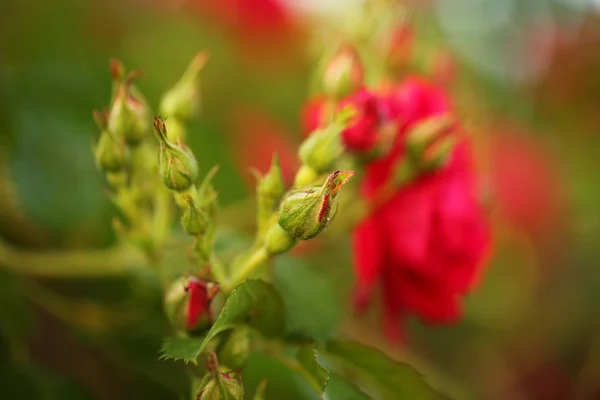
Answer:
302 90 386 153
230 108 299 188
301 96 325 136
351 77 491 341
185 278 218 330
486 129 563 237
186 0 303 70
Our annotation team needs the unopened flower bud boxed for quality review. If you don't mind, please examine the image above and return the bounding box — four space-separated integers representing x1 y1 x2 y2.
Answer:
218 327 252 370
181 195 210 235
154 117 199 192
256 154 285 231
264 223 297 254
108 72 151 146
197 371 244 400
322 44 364 99
293 165 319 188
279 170 355 240
165 118 187 143
257 154 284 203
164 276 218 332
159 53 208 121
406 114 454 158
298 108 355 174
93 129 128 173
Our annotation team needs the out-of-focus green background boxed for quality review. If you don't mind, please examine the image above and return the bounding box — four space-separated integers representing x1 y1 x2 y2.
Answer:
1 0 600 398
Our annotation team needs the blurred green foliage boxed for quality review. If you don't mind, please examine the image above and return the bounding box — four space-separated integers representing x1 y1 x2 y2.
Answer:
2 0 600 398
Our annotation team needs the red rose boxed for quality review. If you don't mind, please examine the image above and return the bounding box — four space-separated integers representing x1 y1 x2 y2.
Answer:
353 77 491 341
301 90 385 153
486 129 564 237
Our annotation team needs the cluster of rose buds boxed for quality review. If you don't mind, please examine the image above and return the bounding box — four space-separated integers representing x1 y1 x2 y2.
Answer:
92 61 160 252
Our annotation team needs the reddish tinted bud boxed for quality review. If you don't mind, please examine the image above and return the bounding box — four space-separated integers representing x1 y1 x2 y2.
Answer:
386 23 413 70
430 50 458 87
322 44 364 99
185 277 219 330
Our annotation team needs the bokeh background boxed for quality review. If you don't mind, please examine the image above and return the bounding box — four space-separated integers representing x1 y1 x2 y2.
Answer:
1 0 600 398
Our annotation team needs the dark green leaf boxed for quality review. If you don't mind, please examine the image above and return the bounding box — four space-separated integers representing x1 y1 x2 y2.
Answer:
161 280 285 363
295 345 329 397
324 340 448 400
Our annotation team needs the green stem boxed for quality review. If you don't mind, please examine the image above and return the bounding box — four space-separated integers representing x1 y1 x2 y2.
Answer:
0 239 147 278
209 253 228 285
222 247 269 293
152 186 174 248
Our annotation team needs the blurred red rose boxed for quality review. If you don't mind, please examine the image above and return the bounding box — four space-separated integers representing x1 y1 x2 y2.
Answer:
185 0 304 70
301 96 325 136
301 90 386 153
351 77 491 341
486 129 564 238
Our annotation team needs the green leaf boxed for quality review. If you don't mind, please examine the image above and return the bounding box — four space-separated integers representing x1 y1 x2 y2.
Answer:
325 375 369 400
160 337 205 363
324 340 448 400
273 254 349 343
295 345 329 397
161 280 285 363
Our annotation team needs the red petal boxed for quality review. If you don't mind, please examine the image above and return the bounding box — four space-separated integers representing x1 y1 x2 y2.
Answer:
352 217 384 312
380 179 437 270
186 279 209 330
394 271 461 324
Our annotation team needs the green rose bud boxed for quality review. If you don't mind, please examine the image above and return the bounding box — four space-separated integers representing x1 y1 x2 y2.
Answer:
159 53 207 122
218 327 252 370
256 154 284 234
293 164 320 188
298 107 354 174
92 110 128 173
165 117 187 143
153 117 199 192
163 276 190 332
322 43 364 100
196 354 244 400
181 195 210 236
93 130 128 173
279 170 354 240
405 114 454 160
108 72 151 146
264 223 297 254
421 135 456 171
